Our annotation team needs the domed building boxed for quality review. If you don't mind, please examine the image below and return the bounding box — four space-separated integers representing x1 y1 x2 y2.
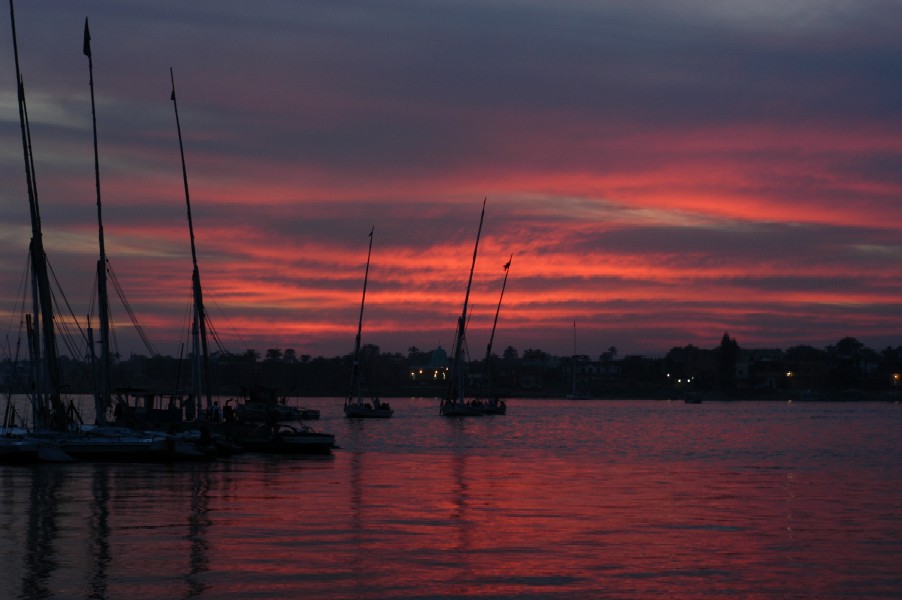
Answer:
409 346 450 386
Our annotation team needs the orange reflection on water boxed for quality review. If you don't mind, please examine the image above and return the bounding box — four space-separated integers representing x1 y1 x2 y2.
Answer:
4 401 902 599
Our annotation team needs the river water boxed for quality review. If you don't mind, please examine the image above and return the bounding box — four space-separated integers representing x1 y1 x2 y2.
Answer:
2 398 900 599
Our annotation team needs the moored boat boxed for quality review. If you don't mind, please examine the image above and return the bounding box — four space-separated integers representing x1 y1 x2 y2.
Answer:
5 10 179 462
482 398 507 415
344 227 393 419
168 70 334 449
28 426 207 462
0 434 40 464
236 401 319 423
440 199 490 417
439 399 485 417
477 255 512 416
224 423 335 454
344 399 393 418
235 385 319 422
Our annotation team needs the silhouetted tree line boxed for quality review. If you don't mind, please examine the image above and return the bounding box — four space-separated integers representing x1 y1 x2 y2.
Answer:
660 334 902 400
2 335 900 399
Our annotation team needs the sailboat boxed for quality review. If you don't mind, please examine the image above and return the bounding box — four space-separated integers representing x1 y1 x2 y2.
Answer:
440 199 488 417
566 321 591 399
5 11 189 461
77 20 214 460
1 340 40 464
0 433 39 464
169 68 215 425
480 256 511 415
8 0 71 440
169 69 334 453
62 19 209 461
344 227 393 418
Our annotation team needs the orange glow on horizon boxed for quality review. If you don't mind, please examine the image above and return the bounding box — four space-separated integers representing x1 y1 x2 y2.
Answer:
5 4 902 359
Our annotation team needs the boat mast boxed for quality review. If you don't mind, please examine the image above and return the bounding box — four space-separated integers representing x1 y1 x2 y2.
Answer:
482 255 512 390
83 18 111 426
448 198 486 405
572 320 577 396
348 227 374 404
9 0 65 429
170 68 212 414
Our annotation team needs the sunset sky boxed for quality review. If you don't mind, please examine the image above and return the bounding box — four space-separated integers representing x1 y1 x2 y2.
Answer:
2 1 902 361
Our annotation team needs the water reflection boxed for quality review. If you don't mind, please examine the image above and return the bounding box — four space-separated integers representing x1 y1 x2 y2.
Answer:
185 466 212 598
449 449 474 598
345 419 392 598
2 400 901 599
347 449 366 597
22 467 65 599
5 463 220 600
89 465 112 599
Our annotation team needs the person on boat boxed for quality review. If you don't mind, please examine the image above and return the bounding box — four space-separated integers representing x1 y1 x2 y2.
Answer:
211 401 223 423
185 395 196 421
223 400 235 423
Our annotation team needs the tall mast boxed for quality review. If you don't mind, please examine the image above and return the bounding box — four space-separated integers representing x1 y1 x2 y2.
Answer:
572 320 577 355
170 68 212 413
84 18 111 425
448 198 486 404
9 0 64 428
572 320 577 395
348 227 374 403
482 255 512 388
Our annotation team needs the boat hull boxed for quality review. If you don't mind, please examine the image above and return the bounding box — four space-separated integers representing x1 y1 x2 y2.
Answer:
30 428 213 462
222 424 335 454
235 403 320 422
440 402 485 417
57 438 169 461
440 398 507 416
0 436 40 465
344 403 393 418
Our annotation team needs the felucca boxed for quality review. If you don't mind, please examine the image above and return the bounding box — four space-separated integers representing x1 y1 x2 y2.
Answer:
169 69 334 453
479 256 511 415
345 227 393 418
6 10 189 460
440 199 488 417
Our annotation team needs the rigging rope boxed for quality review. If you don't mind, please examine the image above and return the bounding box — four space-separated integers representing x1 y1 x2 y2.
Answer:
3 253 32 362
107 261 158 356
44 259 92 390
45 258 89 353
203 307 230 356
207 298 243 354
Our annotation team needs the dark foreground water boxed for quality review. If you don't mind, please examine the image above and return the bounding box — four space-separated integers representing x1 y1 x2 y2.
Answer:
2 398 901 599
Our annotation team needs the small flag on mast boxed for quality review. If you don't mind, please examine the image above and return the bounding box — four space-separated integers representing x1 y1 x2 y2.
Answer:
83 18 91 57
